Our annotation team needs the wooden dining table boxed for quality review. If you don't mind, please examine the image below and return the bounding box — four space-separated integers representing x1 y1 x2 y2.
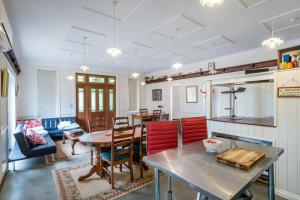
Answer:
78 127 141 181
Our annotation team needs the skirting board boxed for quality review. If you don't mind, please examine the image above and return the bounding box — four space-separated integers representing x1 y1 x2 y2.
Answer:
276 188 300 200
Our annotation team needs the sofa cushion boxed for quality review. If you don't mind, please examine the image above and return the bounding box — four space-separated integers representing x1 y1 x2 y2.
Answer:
42 118 60 131
14 124 30 155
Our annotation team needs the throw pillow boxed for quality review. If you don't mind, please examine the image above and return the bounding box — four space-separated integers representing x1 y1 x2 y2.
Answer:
26 130 46 145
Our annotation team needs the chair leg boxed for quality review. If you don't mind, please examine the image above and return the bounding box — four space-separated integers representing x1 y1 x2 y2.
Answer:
111 165 114 189
140 157 143 179
120 164 122 172
90 148 93 166
129 161 134 181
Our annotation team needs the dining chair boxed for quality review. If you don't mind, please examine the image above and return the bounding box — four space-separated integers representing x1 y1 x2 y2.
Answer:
181 117 207 145
147 120 178 198
100 126 135 189
134 122 147 178
140 108 148 115
152 109 161 121
112 116 129 128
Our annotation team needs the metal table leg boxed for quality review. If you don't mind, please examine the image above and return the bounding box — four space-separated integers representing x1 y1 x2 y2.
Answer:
168 176 172 200
268 164 275 200
155 168 160 200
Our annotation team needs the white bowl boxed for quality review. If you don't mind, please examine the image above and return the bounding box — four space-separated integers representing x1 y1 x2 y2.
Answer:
203 138 222 152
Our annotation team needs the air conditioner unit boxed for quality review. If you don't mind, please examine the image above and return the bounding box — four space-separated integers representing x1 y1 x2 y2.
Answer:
0 23 12 53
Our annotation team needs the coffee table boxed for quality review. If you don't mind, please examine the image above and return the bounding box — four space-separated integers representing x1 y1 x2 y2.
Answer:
63 130 85 155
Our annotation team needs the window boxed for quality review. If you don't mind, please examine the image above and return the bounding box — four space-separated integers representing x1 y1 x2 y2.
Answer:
90 89 96 112
89 76 105 83
77 75 85 82
109 89 114 111
108 77 116 84
78 88 85 112
99 89 104 111
128 78 138 111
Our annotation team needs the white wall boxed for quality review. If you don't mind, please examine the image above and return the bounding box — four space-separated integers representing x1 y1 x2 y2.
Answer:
16 64 146 120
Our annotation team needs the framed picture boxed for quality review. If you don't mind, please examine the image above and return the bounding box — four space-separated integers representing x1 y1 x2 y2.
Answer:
278 45 300 69
1 68 9 97
186 86 198 103
152 89 162 101
278 87 300 98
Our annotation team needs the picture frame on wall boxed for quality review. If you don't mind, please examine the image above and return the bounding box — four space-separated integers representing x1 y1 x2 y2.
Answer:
186 86 198 103
152 89 162 101
278 87 300 98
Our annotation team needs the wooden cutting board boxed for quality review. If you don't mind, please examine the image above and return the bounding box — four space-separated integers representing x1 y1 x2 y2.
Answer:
217 147 265 170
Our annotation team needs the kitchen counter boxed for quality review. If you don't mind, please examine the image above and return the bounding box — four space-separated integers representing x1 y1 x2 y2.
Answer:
208 116 275 127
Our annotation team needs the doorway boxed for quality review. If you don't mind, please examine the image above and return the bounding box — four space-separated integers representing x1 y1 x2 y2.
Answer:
171 85 182 120
76 73 116 131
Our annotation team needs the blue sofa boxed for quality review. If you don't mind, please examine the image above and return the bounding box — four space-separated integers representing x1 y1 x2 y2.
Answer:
8 123 57 170
42 117 76 137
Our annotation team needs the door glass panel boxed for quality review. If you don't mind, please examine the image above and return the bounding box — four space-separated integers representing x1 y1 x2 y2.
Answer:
99 89 104 111
91 89 96 112
108 77 116 84
109 89 114 111
89 76 105 83
78 88 84 112
77 75 85 82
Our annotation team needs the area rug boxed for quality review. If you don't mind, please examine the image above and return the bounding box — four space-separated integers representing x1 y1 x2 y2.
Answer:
45 140 90 164
53 162 159 200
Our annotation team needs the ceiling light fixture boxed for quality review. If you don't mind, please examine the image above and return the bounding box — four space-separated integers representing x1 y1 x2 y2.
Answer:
131 72 139 78
167 77 173 82
141 81 146 86
80 36 90 71
200 0 224 7
262 20 284 49
106 1 122 58
172 62 183 70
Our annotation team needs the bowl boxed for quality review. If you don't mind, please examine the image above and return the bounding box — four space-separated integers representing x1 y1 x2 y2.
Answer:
203 138 222 152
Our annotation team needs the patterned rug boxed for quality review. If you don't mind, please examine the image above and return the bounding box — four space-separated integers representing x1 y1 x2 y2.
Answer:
53 162 158 200
45 140 90 164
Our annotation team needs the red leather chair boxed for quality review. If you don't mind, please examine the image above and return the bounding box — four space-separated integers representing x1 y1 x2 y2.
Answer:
147 121 178 155
181 117 207 145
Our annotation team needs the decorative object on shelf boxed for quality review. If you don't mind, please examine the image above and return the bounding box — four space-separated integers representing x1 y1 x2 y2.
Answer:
186 86 198 103
278 87 300 98
152 89 162 101
208 62 217 74
278 45 300 70
145 77 150 81
262 20 283 49
106 1 122 58
80 37 90 71
200 0 224 7
1 67 9 97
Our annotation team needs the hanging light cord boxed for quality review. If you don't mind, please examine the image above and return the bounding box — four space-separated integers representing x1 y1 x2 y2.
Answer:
113 1 117 47
83 36 86 65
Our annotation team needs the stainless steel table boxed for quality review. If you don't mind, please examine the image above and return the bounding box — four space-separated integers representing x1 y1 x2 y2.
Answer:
143 137 284 200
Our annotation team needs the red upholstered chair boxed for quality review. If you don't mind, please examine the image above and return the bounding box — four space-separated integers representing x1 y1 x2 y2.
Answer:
147 121 178 155
181 117 208 145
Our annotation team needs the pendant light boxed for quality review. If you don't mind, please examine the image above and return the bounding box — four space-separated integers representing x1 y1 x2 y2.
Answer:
200 0 224 7
131 72 139 78
171 28 183 70
80 37 90 71
262 20 284 49
106 1 122 57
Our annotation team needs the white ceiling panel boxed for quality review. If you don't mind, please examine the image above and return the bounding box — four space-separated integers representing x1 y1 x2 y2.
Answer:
238 0 269 8
193 36 233 51
122 41 154 56
85 0 148 20
66 26 106 46
152 14 203 40
156 52 186 62
261 8 300 33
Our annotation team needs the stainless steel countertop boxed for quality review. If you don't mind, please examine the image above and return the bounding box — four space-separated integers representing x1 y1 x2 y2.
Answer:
143 138 284 200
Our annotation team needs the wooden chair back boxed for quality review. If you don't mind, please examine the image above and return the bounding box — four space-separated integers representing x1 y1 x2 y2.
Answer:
87 117 106 133
140 108 148 115
152 109 161 120
111 126 135 161
112 117 129 128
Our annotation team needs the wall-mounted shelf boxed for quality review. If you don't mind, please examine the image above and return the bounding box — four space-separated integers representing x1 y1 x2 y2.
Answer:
146 60 277 84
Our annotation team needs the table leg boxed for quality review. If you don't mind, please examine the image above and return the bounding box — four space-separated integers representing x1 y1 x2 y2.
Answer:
154 168 160 200
167 176 172 200
78 146 102 181
62 134 66 144
71 140 77 155
268 164 275 200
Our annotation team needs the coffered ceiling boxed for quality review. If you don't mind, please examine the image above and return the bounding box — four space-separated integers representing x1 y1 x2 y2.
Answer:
3 0 300 73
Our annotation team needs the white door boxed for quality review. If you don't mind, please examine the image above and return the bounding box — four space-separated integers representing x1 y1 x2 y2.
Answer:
171 85 182 120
